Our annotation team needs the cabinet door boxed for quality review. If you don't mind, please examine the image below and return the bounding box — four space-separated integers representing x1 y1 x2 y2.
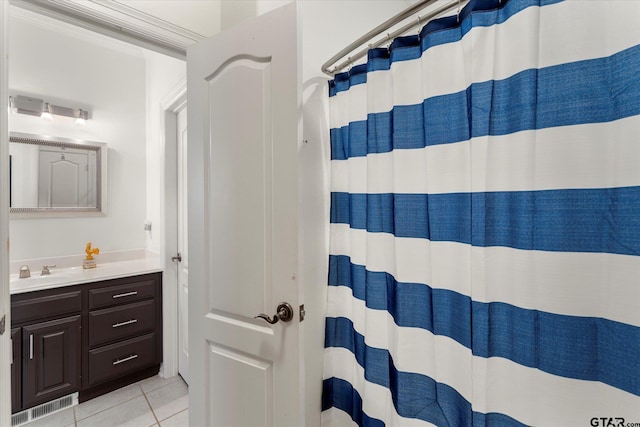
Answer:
11 328 21 413
23 315 81 409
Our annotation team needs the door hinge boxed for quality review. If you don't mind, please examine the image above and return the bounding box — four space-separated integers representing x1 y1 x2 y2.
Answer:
299 304 305 322
0 314 5 335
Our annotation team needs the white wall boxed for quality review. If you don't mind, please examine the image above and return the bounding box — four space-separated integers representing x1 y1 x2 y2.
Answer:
8 10 147 261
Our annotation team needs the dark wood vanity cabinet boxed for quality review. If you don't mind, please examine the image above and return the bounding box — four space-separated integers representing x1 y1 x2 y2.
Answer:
83 274 162 399
11 272 162 413
11 289 82 411
22 315 81 408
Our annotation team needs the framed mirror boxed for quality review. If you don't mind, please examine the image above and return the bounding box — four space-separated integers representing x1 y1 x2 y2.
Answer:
9 132 107 217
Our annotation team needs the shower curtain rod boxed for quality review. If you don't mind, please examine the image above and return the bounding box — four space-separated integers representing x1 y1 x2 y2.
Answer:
321 0 464 77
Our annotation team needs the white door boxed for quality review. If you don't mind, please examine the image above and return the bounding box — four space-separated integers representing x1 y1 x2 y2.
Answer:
176 106 189 385
187 3 300 426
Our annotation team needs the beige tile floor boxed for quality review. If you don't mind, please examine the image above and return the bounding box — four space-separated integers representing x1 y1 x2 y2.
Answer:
23 375 188 427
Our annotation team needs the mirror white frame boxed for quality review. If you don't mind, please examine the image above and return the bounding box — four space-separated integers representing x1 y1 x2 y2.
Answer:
9 132 107 218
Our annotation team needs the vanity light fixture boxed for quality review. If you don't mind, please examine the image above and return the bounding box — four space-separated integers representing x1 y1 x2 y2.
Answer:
9 95 90 123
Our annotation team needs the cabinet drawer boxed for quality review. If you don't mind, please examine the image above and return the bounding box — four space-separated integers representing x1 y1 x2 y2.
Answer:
11 290 82 324
88 279 156 309
89 300 155 347
88 333 156 386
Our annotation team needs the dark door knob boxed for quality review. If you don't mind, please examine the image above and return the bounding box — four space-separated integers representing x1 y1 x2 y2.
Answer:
254 302 294 324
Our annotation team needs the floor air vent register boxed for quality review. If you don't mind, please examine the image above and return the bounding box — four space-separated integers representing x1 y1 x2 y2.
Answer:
11 393 77 427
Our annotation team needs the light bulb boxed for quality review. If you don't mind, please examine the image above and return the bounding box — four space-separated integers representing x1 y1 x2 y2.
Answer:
75 109 87 125
41 103 53 120
8 96 17 114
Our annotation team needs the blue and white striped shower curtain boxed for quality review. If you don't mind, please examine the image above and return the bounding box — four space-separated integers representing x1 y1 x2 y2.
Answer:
322 0 640 426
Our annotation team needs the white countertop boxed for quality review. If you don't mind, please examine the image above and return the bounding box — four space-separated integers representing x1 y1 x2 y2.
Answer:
10 258 163 294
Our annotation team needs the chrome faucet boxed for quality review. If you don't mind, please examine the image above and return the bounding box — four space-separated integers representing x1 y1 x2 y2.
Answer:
19 265 31 278
41 265 56 276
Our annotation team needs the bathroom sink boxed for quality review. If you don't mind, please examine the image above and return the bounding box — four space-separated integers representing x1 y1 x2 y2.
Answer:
10 270 78 289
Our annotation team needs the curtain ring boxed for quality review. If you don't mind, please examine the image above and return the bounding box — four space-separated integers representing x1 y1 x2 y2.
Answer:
416 15 422 39
457 0 461 23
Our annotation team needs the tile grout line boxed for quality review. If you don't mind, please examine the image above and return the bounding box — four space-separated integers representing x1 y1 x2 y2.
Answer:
141 384 161 426
73 392 137 424
144 377 189 425
73 383 149 425
164 407 189 424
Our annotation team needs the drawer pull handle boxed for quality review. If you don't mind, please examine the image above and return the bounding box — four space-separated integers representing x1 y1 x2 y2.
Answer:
112 291 138 299
112 319 138 328
29 334 34 360
113 354 138 365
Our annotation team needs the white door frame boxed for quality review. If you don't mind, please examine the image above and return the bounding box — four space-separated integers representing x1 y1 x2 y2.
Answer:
159 79 187 380
0 1 11 425
174 106 189 384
